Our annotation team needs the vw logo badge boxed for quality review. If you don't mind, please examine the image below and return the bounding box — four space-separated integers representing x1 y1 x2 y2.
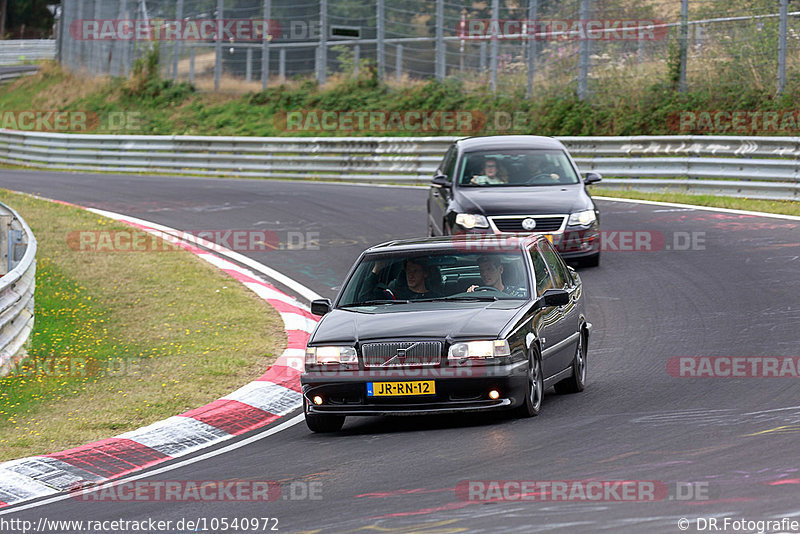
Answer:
521 218 537 231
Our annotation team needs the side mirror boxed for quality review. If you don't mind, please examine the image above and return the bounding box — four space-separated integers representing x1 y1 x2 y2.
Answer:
431 173 452 188
541 288 569 307
583 172 602 185
310 298 332 316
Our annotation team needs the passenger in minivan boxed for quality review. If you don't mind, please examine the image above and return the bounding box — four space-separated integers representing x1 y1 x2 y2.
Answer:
470 157 508 185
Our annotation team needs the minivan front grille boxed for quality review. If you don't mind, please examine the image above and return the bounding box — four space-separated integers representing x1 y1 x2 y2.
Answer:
490 216 565 233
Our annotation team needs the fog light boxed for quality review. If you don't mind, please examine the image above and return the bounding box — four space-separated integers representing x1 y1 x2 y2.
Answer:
313 396 323 405
488 390 500 400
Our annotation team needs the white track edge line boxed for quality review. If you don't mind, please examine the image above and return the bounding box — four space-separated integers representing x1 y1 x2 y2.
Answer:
85 207 324 303
593 195 800 221
0 415 305 515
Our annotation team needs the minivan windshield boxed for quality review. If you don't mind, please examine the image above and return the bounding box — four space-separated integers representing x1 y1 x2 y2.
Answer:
458 148 580 187
337 250 530 307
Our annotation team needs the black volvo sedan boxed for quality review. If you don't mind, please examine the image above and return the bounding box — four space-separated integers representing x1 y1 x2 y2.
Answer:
300 235 592 432
427 135 602 266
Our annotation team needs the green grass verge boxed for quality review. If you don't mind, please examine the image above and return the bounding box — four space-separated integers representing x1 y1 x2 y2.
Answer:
6 60 800 138
592 188 800 217
0 190 286 461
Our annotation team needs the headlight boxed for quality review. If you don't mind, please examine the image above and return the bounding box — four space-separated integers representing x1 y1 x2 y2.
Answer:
455 213 489 229
448 340 511 360
305 346 358 365
568 209 596 226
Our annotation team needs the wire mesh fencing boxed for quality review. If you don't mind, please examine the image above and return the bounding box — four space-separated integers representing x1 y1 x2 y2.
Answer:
56 0 800 98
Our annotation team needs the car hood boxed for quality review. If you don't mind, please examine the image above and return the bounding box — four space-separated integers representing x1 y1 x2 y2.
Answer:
310 302 523 344
455 184 589 216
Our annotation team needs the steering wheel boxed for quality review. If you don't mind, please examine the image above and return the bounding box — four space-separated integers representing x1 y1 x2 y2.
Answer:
472 285 502 292
381 287 396 300
525 173 559 185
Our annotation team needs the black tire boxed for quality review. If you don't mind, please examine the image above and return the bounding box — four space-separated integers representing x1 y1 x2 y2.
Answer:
514 348 543 418
554 330 587 394
580 252 600 268
304 398 345 433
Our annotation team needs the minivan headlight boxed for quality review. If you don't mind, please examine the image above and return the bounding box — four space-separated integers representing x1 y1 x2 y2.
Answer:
455 213 489 229
568 209 597 226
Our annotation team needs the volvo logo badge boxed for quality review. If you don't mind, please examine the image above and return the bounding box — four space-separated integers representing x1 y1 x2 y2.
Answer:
521 218 537 231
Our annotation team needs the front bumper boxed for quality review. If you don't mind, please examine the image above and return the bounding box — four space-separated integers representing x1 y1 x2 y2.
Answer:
301 360 528 416
455 224 600 260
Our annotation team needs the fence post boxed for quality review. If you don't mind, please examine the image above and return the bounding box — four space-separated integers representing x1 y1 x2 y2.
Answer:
678 0 688 92
121 0 129 76
435 0 444 80
577 0 590 100
214 0 223 91
396 44 403 81
261 0 271 89
480 40 487 73
490 0 498 92
189 46 195 83
318 0 327 84
246 47 253 82
526 0 538 98
75 0 84 68
93 0 101 74
279 47 286 81
377 0 385 81
172 0 183 79
354 44 360 77
778 0 788 94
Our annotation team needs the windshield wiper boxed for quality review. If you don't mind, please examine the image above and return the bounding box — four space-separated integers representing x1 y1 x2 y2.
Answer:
415 295 500 302
340 299 411 307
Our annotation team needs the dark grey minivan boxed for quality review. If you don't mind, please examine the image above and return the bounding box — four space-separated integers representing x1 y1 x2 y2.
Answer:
427 135 602 266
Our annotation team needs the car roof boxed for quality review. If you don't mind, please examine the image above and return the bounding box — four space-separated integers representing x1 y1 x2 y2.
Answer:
456 135 566 153
364 234 548 254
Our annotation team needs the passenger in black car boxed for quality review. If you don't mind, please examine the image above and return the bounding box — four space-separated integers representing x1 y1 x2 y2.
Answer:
366 258 443 300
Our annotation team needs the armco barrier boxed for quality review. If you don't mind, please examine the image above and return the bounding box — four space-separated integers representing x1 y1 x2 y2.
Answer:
0 201 36 375
0 40 56 65
0 130 799 200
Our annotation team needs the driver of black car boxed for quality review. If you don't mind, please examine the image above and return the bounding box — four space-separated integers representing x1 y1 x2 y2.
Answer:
467 255 526 297
365 258 443 300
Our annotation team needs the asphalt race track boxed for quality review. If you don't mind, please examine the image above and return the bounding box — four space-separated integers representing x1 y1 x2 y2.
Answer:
1 169 800 533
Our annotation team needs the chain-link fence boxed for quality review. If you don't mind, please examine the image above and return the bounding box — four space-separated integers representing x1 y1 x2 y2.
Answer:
56 0 800 97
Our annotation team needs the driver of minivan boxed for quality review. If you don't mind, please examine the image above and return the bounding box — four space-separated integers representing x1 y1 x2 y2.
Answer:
524 153 561 184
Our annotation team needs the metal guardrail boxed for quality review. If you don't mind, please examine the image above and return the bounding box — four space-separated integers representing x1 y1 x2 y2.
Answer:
0 130 798 200
0 65 40 83
0 201 37 376
0 40 56 65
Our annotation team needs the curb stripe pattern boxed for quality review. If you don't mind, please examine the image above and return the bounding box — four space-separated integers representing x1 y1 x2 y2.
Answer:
0 205 316 508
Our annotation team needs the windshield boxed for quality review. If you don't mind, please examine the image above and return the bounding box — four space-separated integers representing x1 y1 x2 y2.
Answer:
337 250 530 307
458 148 580 187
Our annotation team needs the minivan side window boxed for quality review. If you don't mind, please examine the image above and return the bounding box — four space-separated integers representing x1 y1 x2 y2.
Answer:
438 146 456 180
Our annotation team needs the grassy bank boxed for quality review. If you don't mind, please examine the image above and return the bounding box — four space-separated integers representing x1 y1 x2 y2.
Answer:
4 60 800 137
592 188 800 217
0 190 286 461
